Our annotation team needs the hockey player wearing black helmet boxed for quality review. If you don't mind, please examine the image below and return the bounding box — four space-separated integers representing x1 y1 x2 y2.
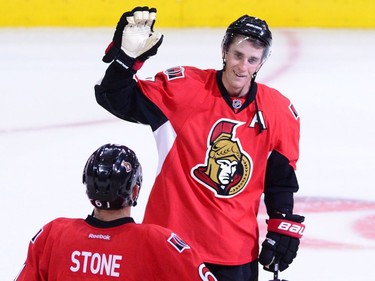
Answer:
16 143 217 281
83 143 142 211
95 8 305 281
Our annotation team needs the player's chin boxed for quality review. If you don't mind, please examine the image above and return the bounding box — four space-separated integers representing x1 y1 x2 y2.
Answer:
232 75 250 86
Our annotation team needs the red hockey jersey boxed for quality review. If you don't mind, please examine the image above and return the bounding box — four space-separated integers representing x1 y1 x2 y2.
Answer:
95 66 300 265
15 216 217 281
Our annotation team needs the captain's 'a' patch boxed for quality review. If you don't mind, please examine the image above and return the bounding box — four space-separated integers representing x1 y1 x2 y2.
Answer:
167 233 191 253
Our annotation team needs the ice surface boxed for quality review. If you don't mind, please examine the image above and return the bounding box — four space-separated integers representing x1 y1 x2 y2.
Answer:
1 27 374 281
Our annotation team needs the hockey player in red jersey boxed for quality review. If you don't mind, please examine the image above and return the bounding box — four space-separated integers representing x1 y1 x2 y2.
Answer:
15 144 217 281
95 6 306 281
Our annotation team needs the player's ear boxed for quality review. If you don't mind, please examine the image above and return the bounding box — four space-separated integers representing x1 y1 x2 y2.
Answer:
222 51 227 68
131 185 140 206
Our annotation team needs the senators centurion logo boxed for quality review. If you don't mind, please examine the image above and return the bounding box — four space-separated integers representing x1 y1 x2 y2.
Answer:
191 119 253 198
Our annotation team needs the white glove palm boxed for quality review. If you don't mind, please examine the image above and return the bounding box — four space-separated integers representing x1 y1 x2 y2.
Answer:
102 7 163 71
122 8 163 58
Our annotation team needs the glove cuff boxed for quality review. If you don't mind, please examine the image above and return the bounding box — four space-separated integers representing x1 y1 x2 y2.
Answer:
113 50 136 72
267 218 305 239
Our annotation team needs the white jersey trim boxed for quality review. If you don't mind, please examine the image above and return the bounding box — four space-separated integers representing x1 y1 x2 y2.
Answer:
153 121 176 175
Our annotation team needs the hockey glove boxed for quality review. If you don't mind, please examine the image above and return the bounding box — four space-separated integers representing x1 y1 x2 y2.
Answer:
102 6 164 72
259 213 305 272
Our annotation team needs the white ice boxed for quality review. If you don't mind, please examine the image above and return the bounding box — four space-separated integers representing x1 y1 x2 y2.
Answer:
1 27 374 281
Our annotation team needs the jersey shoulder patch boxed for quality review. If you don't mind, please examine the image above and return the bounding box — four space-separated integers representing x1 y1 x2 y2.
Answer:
289 103 299 119
167 232 191 253
163 66 185 80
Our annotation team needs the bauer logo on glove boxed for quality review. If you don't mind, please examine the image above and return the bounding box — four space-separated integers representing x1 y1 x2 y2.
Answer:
269 219 305 238
259 213 305 272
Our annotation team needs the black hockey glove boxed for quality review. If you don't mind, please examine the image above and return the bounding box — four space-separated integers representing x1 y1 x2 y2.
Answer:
102 6 164 73
259 213 305 272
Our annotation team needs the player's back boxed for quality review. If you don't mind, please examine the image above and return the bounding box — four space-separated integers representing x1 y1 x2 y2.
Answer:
16 217 214 281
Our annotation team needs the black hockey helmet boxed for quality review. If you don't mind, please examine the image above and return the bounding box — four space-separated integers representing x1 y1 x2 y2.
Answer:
222 15 272 59
83 144 143 210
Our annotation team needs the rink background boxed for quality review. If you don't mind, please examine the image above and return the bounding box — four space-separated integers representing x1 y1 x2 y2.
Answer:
1 27 374 280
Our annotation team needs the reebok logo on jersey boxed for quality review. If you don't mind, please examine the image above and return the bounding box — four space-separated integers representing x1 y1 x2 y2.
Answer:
88 233 111 240
167 233 191 253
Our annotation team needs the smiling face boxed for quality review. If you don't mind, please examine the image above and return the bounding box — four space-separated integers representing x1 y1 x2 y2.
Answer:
222 35 266 97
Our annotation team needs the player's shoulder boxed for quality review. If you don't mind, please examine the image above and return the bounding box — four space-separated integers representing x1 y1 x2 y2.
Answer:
257 82 289 101
47 217 84 231
135 222 171 235
156 66 216 82
29 217 82 244
257 83 295 110
257 83 299 119
136 223 187 242
51 217 82 224
140 224 193 253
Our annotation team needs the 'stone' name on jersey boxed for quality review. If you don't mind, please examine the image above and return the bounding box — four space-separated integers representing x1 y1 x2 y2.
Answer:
70 251 122 277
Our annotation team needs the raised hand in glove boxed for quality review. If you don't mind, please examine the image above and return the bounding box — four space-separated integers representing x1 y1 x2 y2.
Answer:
259 213 305 272
103 6 163 72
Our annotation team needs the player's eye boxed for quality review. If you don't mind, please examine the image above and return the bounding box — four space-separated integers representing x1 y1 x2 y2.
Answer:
248 57 259 64
232 52 246 61
234 53 243 60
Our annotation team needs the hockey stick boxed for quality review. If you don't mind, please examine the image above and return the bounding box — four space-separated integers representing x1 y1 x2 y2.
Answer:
269 258 288 281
